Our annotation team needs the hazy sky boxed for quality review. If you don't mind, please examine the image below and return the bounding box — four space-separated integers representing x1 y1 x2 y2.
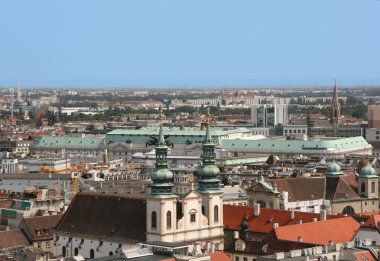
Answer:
1 0 379 87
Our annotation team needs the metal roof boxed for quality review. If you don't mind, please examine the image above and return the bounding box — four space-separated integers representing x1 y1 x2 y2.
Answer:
31 136 104 150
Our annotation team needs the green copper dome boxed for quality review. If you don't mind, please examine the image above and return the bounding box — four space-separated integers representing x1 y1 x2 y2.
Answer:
198 165 220 177
149 121 175 196
325 160 343 176
197 123 221 193
150 168 174 181
359 163 377 178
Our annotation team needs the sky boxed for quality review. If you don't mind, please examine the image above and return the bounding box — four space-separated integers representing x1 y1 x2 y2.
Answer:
0 0 379 88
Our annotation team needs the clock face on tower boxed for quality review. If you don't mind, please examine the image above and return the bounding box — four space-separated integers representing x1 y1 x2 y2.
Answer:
236 242 244 251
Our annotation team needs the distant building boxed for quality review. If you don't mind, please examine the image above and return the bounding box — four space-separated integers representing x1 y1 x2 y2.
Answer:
251 104 288 127
368 105 380 128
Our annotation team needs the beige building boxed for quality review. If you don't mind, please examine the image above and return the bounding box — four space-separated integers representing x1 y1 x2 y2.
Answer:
368 105 380 128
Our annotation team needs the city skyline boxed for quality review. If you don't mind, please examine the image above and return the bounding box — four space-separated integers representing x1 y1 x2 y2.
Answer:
1 0 380 87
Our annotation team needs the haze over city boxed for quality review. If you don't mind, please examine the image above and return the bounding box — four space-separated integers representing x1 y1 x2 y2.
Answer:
1 0 380 88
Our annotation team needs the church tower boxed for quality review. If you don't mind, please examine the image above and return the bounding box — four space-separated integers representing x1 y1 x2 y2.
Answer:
358 163 378 199
197 109 224 237
331 80 341 137
146 107 178 242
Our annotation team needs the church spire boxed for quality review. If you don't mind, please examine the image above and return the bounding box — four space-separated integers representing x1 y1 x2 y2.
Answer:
149 106 174 196
197 108 221 192
331 79 340 137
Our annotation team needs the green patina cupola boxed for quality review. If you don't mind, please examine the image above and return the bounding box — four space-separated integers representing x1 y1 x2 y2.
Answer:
197 109 221 193
325 160 343 176
149 108 174 196
359 163 377 178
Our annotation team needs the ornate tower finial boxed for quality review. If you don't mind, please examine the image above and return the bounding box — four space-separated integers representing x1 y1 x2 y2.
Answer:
197 110 221 193
158 106 164 126
207 107 211 124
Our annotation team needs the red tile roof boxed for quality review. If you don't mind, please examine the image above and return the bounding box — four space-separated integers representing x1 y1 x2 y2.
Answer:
223 205 340 234
209 252 231 261
353 251 377 261
274 217 360 245
0 230 30 249
363 214 380 230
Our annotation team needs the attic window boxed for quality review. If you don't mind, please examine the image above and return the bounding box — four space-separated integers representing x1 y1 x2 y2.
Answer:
245 144 247 147
258 144 260 146
35 229 41 236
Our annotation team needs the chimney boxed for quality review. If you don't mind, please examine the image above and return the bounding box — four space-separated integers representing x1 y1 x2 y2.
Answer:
320 209 327 221
312 218 317 222
254 203 260 216
233 231 239 240
273 222 279 228
298 219 302 224
297 236 303 243
290 209 295 220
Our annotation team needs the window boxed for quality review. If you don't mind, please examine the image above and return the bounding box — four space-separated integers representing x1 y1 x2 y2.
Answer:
361 182 366 193
109 251 113 256
243 258 248 261
151 211 157 229
46 241 50 248
214 205 219 223
235 257 240 261
190 213 196 223
167 211 172 229
371 181 376 194
74 248 79 256
37 242 41 248
62 246 66 257
90 249 95 259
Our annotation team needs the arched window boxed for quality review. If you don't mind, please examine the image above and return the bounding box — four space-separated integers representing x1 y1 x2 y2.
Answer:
342 206 355 215
371 182 376 194
214 205 219 223
361 182 366 193
74 247 79 256
151 211 157 229
167 211 172 229
256 200 267 208
62 246 66 257
90 249 95 259
109 252 113 256
202 206 205 215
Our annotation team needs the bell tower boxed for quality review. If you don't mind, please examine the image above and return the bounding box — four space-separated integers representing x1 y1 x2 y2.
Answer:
197 108 224 234
146 107 178 242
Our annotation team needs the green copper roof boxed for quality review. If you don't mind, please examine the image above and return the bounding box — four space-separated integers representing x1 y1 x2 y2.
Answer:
106 127 251 145
197 124 221 193
325 160 343 176
359 163 377 178
220 136 372 154
31 136 104 150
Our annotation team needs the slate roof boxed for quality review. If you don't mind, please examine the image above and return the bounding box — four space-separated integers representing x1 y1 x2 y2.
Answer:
0 229 30 249
267 177 325 202
20 214 63 242
325 176 361 202
274 217 360 245
56 193 146 241
223 205 340 234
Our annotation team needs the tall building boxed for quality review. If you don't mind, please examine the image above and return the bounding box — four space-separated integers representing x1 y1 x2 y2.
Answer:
368 105 380 128
251 104 288 127
330 80 341 137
